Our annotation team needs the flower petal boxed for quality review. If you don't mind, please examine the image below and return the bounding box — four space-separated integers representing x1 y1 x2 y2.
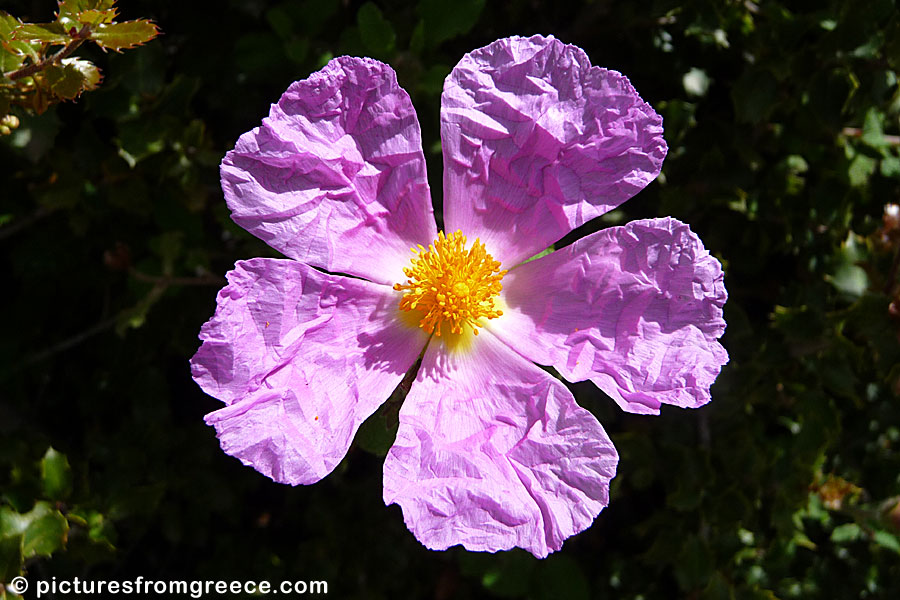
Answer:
221 57 437 285
383 330 618 558
490 217 728 415
191 258 427 484
441 35 667 267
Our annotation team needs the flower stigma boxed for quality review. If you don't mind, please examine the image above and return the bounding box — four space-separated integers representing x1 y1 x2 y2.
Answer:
394 230 507 338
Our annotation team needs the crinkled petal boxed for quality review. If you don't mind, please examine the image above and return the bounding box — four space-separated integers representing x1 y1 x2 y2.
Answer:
221 57 437 285
191 258 427 484
383 330 618 558
441 35 667 267
490 217 727 415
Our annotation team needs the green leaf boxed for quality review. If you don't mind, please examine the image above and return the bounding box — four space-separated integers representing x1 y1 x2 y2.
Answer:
296 0 338 36
12 23 69 44
0 11 22 40
481 551 534 598
674 536 713 591
0 533 24 583
58 0 116 25
40 447 72 501
0 46 25 73
23 511 68 557
848 153 877 187
872 530 900 554
534 555 589 600
732 68 777 123
409 19 424 54
284 38 309 64
826 233 868 297
0 502 69 559
881 154 900 178
115 117 166 167
2 39 41 65
86 511 116 547
700 572 735 600
357 2 395 57
418 64 450 97
90 20 159 51
66 509 116 549
830 522 861 543
233 32 283 80
265 6 294 39
860 107 886 149
76 8 119 26
355 411 398 457
65 57 101 89
0 14 39 66
44 62 90 100
418 0 485 47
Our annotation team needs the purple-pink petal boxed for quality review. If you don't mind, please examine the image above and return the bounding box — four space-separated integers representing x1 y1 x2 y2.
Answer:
383 330 618 558
221 57 437 285
191 258 427 484
441 35 667 268
490 217 727 415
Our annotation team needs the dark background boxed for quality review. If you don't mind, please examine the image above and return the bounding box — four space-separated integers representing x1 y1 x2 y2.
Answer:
2 1 899 598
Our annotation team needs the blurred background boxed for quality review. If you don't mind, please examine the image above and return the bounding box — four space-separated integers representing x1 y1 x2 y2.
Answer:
2 0 899 598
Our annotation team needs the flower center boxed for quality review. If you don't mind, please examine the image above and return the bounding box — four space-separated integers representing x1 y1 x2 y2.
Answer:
393 230 506 337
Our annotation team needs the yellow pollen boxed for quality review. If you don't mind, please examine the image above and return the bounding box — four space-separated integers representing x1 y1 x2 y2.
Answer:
393 230 506 337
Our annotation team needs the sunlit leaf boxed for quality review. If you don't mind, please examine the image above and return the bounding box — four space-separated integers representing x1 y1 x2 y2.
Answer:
65 57 101 90
12 23 69 44
40 447 72 501
873 530 900 554
76 8 118 26
830 522 861 543
23 511 68 557
90 20 159 51
0 10 22 40
44 62 90 100
0 502 69 559
58 0 116 25
881 154 900 178
1 38 41 65
0 46 25 72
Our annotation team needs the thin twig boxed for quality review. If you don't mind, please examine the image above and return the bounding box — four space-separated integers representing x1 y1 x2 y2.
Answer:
842 127 900 146
14 315 118 371
128 268 226 287
0 206 57 241
7 25 92 81
885 246 900 295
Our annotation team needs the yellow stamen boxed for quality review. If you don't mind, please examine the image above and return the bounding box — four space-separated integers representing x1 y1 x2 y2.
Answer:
393 230 506 337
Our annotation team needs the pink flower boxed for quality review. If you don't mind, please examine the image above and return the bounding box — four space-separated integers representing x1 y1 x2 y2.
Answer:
191 35 727 558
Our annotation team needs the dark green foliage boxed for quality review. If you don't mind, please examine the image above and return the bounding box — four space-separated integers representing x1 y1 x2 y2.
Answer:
1 0 899 598
0 0 158 124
